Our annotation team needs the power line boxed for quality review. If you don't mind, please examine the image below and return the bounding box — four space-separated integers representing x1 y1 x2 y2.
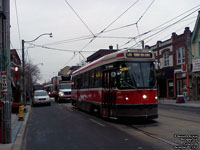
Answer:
44 35 93 46
64 0 95 36
14 0 21 46
79 0 141 52
118 0 156 48
99 0 140 35
43 15 196 47
120 4 200 48
128 7 200 49
147 19 196 44
136 0 155 24
135 0 155 46
43 23 138 46
26 43 96 53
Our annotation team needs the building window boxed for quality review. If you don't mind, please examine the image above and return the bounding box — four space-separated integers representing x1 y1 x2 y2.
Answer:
177 47 185 64
163 52 169 66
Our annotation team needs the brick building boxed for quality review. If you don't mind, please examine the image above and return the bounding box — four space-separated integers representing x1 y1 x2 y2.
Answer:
190 11 200 100
146 27 192 100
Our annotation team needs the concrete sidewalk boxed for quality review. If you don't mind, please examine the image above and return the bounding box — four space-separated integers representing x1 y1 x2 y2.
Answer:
158 99 200 108
0 105 31 150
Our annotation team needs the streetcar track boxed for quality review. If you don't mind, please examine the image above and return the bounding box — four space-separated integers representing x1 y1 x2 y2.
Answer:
130 125 181 147
159 114 200 124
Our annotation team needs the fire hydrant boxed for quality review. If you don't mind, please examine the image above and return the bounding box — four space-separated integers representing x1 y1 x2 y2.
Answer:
18 105 24 121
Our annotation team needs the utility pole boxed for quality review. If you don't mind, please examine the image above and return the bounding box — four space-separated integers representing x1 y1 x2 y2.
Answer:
0 0 11 144
21 33 52 106
22 40 26 106
22 40 25 106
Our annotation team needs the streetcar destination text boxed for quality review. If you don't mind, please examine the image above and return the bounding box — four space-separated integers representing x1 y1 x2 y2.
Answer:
126 52 152 58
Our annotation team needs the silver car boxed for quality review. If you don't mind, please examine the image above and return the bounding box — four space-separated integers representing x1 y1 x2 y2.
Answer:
32 90 51 106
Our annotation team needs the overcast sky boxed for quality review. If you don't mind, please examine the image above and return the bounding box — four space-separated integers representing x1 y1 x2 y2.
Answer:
10 0 200 83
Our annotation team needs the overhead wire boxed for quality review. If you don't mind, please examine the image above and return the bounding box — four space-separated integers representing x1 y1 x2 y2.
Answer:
43 23 138 46
147 19 196 44
79 0 141 52
128 7 200 49
43 14 197 47
14 0 21 47
120 0 155 48
120 4 200 49
26 43 96 53
64 0 95 37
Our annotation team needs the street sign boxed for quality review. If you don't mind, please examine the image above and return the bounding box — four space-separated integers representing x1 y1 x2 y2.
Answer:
1 71 8 94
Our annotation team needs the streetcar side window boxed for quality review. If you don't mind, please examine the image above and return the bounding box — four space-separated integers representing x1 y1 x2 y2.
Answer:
89 70 95 88
94 67 102 87
83 72 89 88
77 76 82 89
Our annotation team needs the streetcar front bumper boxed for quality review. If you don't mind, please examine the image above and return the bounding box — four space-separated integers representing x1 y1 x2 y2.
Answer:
116 104 158 119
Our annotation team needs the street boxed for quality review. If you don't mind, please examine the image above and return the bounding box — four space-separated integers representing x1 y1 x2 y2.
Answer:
22 100 200 150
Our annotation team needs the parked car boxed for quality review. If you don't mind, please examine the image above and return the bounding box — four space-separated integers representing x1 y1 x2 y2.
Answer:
32 90 51 106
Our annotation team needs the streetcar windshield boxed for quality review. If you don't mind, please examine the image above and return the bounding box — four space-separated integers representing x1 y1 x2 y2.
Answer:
118 61 156 89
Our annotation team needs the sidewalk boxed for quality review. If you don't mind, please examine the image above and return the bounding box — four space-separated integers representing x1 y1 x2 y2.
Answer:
158 99 200 108
0 105 31 150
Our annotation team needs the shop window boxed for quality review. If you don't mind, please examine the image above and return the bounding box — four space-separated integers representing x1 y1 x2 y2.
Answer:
177 47 185 64
163 52 169 66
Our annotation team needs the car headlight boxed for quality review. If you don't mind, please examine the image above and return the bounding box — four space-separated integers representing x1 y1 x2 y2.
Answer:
155 96 158 100
142 94 147 99
59 92 64 96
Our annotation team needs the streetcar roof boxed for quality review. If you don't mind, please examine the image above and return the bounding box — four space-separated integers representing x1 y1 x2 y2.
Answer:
72 49 154 76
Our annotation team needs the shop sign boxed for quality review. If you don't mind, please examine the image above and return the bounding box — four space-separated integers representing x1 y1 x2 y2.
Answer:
193 58 200 72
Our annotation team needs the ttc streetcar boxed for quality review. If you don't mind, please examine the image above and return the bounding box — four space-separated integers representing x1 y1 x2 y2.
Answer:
71 49 158 119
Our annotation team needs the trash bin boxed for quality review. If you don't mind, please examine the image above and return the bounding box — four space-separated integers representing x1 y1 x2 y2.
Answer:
176 95 185 103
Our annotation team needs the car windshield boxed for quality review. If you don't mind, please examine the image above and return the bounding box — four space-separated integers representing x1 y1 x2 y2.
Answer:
118 61 156 89
58 84 71 89
34 91 48 96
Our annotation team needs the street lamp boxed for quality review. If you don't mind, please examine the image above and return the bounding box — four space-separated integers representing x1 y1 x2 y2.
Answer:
22 33 52 106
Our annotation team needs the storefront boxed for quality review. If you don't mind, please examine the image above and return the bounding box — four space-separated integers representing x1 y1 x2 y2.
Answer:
174 65 190 100
156 67 174 99
191 58 200 100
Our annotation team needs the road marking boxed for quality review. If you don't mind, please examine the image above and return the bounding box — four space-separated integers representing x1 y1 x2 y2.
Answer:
89 118 105 127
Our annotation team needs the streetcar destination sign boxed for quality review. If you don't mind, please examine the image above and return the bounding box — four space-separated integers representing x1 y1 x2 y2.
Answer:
126 52 152 58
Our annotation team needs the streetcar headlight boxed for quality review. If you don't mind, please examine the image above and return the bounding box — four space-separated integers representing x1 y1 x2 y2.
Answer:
155 96 158 100
142 94 147 99
125 97 129 101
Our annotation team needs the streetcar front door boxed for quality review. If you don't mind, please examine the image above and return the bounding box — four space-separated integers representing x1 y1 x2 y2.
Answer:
102 70 116 118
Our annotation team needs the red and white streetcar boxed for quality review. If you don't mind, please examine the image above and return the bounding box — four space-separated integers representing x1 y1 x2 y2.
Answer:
71 49 158 119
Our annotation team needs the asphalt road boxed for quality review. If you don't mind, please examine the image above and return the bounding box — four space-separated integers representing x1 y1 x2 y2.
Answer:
23 101 168 150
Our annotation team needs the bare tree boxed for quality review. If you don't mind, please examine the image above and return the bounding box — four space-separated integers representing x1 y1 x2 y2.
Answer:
25 60 41 100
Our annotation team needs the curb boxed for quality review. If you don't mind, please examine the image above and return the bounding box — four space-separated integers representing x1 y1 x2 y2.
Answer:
11 105 31 150
158 103 200 108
